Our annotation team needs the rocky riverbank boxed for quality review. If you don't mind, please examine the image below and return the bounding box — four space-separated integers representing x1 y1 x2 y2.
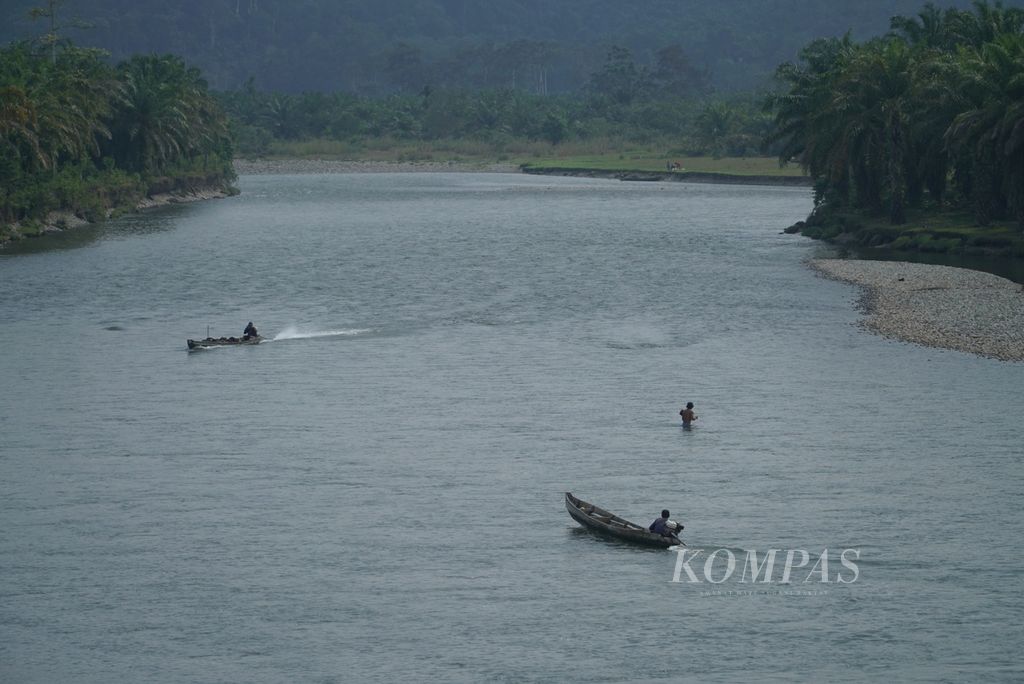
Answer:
135 187 233 209
233 159 521 175
0 186 234 247
810 259 1024 362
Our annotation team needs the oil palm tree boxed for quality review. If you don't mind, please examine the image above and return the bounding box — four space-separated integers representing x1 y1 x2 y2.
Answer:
765 36 856 205
34 47 116 169
946 33 1024 227
111 54 227 174
889 2 953 50
0 85 43 172
0 43 113 173
832 40 919 223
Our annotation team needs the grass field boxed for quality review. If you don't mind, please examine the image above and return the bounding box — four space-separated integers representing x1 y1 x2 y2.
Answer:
520 155 805 177
257 137 805 178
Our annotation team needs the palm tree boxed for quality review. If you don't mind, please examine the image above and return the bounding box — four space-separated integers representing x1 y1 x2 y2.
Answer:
0 43 114 173
0 85 43 172
111 54 228 175
834 40 923 223
904 51 967 206
35 47 117 169
765 36 856 205
946 1 1024 49
890 2 953 50
946 33 1024 227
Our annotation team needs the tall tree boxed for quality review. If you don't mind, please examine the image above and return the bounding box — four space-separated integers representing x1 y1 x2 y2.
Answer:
832 39 918 223
946 32 1024 226
110 54 228 174
587 46 649 106
765 36 856 204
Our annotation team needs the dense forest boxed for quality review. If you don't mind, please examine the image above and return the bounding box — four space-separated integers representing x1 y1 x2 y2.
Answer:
0 0 1012 93
766 1 1024 233
0 40 234 233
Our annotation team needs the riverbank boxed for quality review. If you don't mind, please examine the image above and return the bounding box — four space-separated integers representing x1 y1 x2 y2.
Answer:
233 156 811 185
787 206 1024 259
519 154 810 186
1 182 236 248
810 258 1024 362
233 159 521 175
520 165 812 186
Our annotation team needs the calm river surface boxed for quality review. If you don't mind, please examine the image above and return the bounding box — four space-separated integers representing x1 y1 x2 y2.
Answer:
2 173 1022 682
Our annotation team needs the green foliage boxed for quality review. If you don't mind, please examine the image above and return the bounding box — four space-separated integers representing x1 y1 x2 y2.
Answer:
106 54 232 175
0 39 233 231
766 1 1024 230
217 79 773 159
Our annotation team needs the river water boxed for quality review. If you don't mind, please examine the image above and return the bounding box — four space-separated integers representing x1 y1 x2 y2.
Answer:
1 173 1022 682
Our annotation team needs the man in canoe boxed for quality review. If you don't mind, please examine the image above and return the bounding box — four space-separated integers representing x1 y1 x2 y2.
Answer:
679 402 697 429
650 510 682 542
243 321 258 339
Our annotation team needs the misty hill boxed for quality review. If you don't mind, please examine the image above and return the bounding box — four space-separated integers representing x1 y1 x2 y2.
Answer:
2 0 1020 93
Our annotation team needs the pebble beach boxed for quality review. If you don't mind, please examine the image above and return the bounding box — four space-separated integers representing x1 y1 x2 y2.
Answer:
811 259 1024 362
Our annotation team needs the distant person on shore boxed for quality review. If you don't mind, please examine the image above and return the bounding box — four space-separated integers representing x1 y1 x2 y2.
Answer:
680 402 697 429
243 321 258 339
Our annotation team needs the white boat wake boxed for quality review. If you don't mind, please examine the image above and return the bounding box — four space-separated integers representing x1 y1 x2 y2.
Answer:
271 326 370 341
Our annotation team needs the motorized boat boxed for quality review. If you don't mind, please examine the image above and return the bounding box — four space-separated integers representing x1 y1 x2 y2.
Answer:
565 492 683 547
186 335 263 350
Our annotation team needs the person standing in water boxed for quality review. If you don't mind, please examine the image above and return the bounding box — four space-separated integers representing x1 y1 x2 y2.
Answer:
679 402 697 429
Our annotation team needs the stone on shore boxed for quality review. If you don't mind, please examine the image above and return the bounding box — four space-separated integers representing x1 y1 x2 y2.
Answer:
810 259 1024 362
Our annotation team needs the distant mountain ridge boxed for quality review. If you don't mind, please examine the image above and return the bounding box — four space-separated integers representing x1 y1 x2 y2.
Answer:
2 0 1020 92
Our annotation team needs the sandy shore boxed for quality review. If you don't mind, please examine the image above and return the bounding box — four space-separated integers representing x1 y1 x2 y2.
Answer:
233 159 521 175
810 259 1024 362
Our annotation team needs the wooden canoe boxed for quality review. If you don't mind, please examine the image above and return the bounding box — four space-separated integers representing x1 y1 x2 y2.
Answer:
565 492 683 548
187 335 263 350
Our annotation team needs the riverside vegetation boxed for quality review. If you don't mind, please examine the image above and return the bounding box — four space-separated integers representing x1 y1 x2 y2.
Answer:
0 41 235 245
766 1 1024 258
3 1 1023 261
217 2 1024 258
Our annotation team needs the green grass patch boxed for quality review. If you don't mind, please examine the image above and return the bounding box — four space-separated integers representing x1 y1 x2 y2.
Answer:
263 136 564 164
254 137 806 178
522 154 805 177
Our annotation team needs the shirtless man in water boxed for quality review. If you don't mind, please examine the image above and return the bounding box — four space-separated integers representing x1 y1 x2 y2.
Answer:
679 402 697 429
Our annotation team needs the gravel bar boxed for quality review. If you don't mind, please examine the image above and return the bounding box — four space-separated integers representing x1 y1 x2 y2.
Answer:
810 259 1024 362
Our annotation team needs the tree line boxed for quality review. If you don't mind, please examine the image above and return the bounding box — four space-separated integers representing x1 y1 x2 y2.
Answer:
219 46 767 158
1 0 986 94
766 1 1024 228
0 41 234 228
